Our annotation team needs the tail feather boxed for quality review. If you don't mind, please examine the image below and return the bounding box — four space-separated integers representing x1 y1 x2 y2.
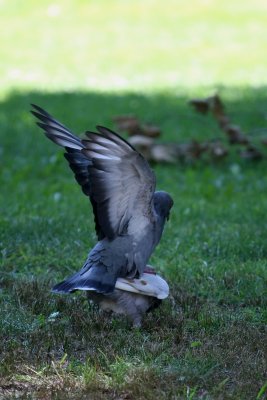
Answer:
51 264 117 294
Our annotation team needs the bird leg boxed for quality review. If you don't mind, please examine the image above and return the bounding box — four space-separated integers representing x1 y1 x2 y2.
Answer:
143 265 156 274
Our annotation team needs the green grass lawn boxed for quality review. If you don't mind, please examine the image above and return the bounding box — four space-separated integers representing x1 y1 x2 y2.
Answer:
1 1 267 399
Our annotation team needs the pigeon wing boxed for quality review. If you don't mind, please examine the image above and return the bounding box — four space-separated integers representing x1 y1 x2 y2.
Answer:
31 104 104 239
82 126 156 240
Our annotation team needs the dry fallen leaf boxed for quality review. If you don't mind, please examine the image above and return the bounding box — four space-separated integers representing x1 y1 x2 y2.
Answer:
128 135 154 148
112 94 265 165
189 99 210 114
209 141 228 159
189 95 252 149
113 115 141 135
113 116 161 138
217 114 231 130
128 135 155 161
151 144 179 163
224 125 249 145
209 94 224 119
140 124 161 138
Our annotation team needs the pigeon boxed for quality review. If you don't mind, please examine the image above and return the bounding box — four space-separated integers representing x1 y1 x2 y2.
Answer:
90 267 169 327
31 104 173 325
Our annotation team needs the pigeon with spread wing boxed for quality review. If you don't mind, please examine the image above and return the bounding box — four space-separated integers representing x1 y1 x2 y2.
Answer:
31 105 173 326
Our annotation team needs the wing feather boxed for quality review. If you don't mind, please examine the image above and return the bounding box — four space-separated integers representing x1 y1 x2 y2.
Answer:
31 104 105 239
82 126 156 239
32 105 156 242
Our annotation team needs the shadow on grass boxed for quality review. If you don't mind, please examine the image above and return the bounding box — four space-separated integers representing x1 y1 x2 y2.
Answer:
0 87 267 399
1 86 267 273
1 85 267 148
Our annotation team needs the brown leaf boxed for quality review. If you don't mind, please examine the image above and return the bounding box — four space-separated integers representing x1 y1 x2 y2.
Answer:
225 125 249 145
128 135 155 160
140 124 161 138
113 115 141 135
209 94 224 119
175 141 208 161
217 114 231 130
151 144 179 163
189 99 210 114
189 94 224 117
128 135 154 148
209 141 228 159
187 140 209 159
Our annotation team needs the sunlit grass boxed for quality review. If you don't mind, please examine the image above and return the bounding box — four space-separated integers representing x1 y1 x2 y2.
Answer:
1 0 267 95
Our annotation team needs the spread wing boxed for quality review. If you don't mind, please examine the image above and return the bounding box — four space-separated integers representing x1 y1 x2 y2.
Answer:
82 126 156 240
31 104 104 239
32 105 156 241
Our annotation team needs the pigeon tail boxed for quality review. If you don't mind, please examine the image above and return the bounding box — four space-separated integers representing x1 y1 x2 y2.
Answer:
52 264 117 294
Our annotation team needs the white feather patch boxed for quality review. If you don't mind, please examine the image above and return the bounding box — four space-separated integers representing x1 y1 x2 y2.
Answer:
95 137 116 146
115 272 169 299
91 153 120 161
90 143 110 151
54 137 82 150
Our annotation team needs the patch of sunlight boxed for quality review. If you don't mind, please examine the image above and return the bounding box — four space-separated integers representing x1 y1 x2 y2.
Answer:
0 0 267 97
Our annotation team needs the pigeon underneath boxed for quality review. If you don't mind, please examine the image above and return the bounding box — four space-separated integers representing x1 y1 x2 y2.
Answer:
31 104 173 324
89 268 169 327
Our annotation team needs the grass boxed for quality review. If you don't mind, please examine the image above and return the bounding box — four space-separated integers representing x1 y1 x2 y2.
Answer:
1 0 267 94
1 1 267 399
1 89 267 400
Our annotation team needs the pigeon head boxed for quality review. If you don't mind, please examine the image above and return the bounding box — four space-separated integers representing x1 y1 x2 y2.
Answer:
153 191 174 220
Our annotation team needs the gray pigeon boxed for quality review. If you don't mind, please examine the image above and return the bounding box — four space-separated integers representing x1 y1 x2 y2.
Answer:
31 105 173 325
